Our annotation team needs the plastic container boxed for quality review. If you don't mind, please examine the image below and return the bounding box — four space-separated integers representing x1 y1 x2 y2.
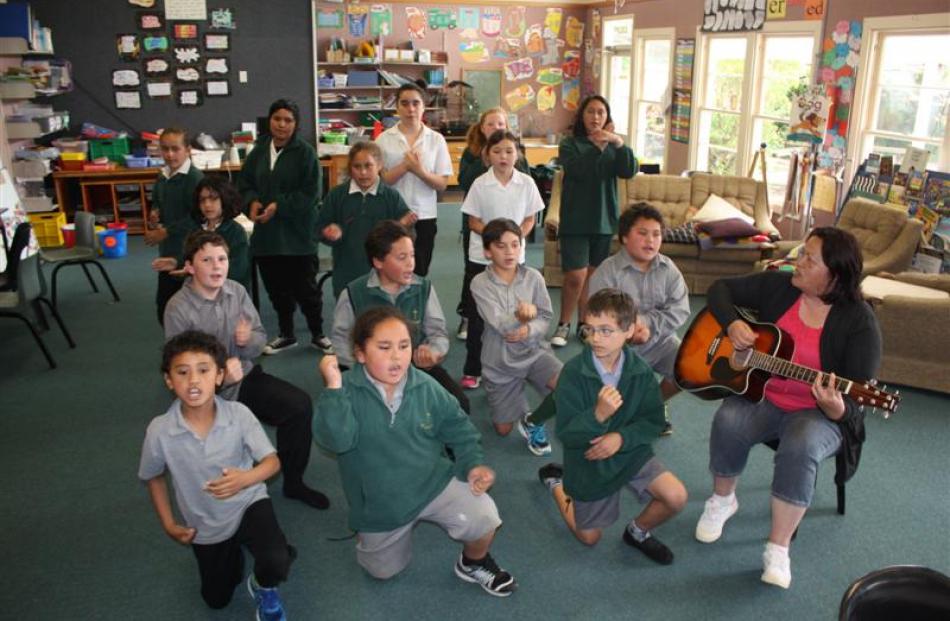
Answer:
124 154 151 168
52 137 88 154
323 132 347 144
97 222 128 258
88 137 130 163
61 223 76 248
83 162 115 171
58 151 87 171
28 211 66 247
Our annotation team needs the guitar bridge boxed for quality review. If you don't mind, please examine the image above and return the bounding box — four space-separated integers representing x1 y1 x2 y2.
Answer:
706 332 723 365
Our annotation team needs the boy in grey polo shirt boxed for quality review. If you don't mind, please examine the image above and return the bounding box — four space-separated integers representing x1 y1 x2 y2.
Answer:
587 204 691 435
139 331 295 620
471 219 561 456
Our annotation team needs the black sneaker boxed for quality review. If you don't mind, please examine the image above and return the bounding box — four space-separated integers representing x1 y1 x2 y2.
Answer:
454 553 516 597
538 463 564 488
311 335 334 355
623 528 674 565
263 336 297 355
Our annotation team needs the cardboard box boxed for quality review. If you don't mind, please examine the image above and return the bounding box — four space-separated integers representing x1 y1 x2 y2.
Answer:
398 50 414 62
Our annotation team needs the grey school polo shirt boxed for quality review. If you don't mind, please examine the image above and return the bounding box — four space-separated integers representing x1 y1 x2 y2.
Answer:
138 396 275 545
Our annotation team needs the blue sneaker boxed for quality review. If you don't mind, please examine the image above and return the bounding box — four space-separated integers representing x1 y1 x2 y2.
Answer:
517 414 552 456
247 575 287 621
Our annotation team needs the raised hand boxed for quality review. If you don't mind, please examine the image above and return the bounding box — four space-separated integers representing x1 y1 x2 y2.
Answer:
319 354 343 389
594 385 623 423
224 357 244 385
234 316 252 347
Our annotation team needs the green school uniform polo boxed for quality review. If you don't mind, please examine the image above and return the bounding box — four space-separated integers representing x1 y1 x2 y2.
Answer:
558 136 637 235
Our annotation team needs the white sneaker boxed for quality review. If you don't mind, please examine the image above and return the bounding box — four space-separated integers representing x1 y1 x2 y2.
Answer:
457 318 468 341
761 543 791 589
550 323 570 347
695 494 739 543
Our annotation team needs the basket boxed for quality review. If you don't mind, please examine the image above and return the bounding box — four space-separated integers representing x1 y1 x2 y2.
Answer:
28 211 67 247
97 222 128 258
88 137 130 163
323 132 347 145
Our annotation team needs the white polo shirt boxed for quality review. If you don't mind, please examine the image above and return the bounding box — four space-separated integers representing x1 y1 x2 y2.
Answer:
461 168 544 265
375 124 452 220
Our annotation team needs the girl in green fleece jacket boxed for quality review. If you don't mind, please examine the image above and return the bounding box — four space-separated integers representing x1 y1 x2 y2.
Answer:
315 306 517 597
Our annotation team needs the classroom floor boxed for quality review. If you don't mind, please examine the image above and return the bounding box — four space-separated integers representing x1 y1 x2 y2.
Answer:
1 204 948 620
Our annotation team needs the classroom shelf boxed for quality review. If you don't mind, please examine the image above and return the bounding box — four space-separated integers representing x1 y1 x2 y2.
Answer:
319 85 442 91
0 37 53 57
317 61 447 67
0 81 36 99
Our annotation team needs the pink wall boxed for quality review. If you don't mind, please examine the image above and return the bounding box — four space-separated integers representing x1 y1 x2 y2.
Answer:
315 3 588 137
585 0 948 174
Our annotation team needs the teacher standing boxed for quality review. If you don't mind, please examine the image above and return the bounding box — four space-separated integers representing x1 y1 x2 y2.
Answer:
239 98 331 355
552 95 637 347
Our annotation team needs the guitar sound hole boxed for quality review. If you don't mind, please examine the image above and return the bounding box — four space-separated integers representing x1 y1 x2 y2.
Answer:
731 348 752 370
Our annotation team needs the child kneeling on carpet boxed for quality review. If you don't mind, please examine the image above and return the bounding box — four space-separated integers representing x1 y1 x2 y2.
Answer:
315 306 516 597
539 288 687 564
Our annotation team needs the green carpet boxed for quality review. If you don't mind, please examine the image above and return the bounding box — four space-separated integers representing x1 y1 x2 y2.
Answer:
1 204 947 620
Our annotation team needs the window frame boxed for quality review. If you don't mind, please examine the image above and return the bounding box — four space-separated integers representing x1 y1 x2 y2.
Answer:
689 21 822 186
847 13 950 181
630 27 675 172
601 15 636 140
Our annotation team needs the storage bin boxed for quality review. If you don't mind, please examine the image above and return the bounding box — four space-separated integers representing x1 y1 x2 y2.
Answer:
52 137 88 154
322 132 347 145
82 162 115 171
28 211 67 247
124 154 151 168
88 137 130 163
97 222 128 258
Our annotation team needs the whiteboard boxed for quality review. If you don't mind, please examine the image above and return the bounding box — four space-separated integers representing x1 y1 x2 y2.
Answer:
462 69 502 112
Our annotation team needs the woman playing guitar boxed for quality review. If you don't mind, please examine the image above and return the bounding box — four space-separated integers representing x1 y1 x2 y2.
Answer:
694 227 881 589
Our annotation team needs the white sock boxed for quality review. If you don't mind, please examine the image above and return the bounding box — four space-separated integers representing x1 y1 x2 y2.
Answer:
713 492 736 506
545 477 562 492
627 520 650 542
765 541 789 557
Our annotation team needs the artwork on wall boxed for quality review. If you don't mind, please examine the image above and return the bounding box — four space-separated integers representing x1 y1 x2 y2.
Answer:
787 84 831 145
544 8 562 38
115 90 142 109
537 84 556 112
565 17 583 48
406 7 427 39
174 46 200 64
143 35 169 52
459 41 489 64
177 88 202 107
112 69 141 87
503 7 526 38
561 78 580 110
505 83 535 111
427 8 457 31
347 4 369 37
525 24 544 57
671 38 695 144
206 79 230 97
702 0 766 32
146 81 172 98
481 7 502 37
458 7 479 36
504 56 534 81
316 7 344 29
165 0 207 21
129 0 155 7
144 57 170 76
173 23 199 40
175 67 201 83
138 12 163 30
562 50 580 79
210 8 236 29
817 20 862 170
117 34 141 61
537 68 563 86
205 57 229 74
204 33 229 51
540 38 563 66
369 5 392 37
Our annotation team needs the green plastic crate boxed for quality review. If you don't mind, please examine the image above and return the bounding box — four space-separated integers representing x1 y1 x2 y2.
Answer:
88 137 130 163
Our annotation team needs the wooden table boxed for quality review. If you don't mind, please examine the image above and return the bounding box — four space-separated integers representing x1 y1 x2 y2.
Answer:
52 164 241 234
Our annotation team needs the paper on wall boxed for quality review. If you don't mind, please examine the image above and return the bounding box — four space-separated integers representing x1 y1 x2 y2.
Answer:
504 56 534 81
481 7 502 37
565 17 584 48
348 4 369 37
540 38 563 66
562 50 580 78
537 85 556 112
505 84 535 111
503 6 526 38
562 78 580 110
459 41 489 64
370 5 392 37
459 7 479 33
525 24 544 57
115 91 141 109
406 7 427 39
537 68 563 86
164 0 206 21
544 8 562 38
147 82 172 97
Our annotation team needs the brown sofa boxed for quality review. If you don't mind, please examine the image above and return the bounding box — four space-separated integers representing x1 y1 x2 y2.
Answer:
870 272 950 394
543 172 780 292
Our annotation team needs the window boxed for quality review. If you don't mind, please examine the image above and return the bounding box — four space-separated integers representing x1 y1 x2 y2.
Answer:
602 17 634 137
691 23 821 207
851 17 950 174
631 30 673 169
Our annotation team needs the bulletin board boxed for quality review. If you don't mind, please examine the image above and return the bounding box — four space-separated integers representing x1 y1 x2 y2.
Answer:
462 69 502 111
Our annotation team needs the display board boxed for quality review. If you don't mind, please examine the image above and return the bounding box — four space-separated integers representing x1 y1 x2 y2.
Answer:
462 69 502 111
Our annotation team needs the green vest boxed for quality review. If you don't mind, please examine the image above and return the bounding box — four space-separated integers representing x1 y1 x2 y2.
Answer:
346 273 431 349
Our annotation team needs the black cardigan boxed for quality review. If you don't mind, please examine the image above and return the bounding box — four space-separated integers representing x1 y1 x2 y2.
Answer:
707 271 883 482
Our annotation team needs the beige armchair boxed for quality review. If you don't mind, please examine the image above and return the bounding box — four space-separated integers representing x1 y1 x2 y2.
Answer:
870 272 950 394
837 198 923 275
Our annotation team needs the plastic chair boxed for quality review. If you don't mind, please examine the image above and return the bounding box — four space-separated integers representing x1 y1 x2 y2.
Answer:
0 222 31 292
39 211 120 309
0 253 75 369
839 566 950 620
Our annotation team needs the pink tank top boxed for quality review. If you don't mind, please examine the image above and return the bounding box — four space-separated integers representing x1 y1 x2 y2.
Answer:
764 297 823 412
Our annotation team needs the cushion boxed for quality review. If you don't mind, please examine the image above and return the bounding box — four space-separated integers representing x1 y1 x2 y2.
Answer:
663 222 699 244
695 218 761 238
691 193 755 225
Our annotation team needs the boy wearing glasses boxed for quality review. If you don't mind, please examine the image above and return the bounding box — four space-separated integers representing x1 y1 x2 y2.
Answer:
539 288 687 564
587 204 690 435
470 218 561 456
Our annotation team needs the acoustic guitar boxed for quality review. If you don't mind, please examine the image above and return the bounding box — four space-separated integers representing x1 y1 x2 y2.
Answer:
673 306 900 417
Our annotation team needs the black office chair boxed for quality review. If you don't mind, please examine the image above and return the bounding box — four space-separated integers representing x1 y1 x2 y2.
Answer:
0 222 31 292
0 253 75 369
839 566 950 620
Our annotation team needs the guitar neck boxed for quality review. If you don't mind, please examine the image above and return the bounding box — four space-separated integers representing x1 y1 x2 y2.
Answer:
747 350 852 394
